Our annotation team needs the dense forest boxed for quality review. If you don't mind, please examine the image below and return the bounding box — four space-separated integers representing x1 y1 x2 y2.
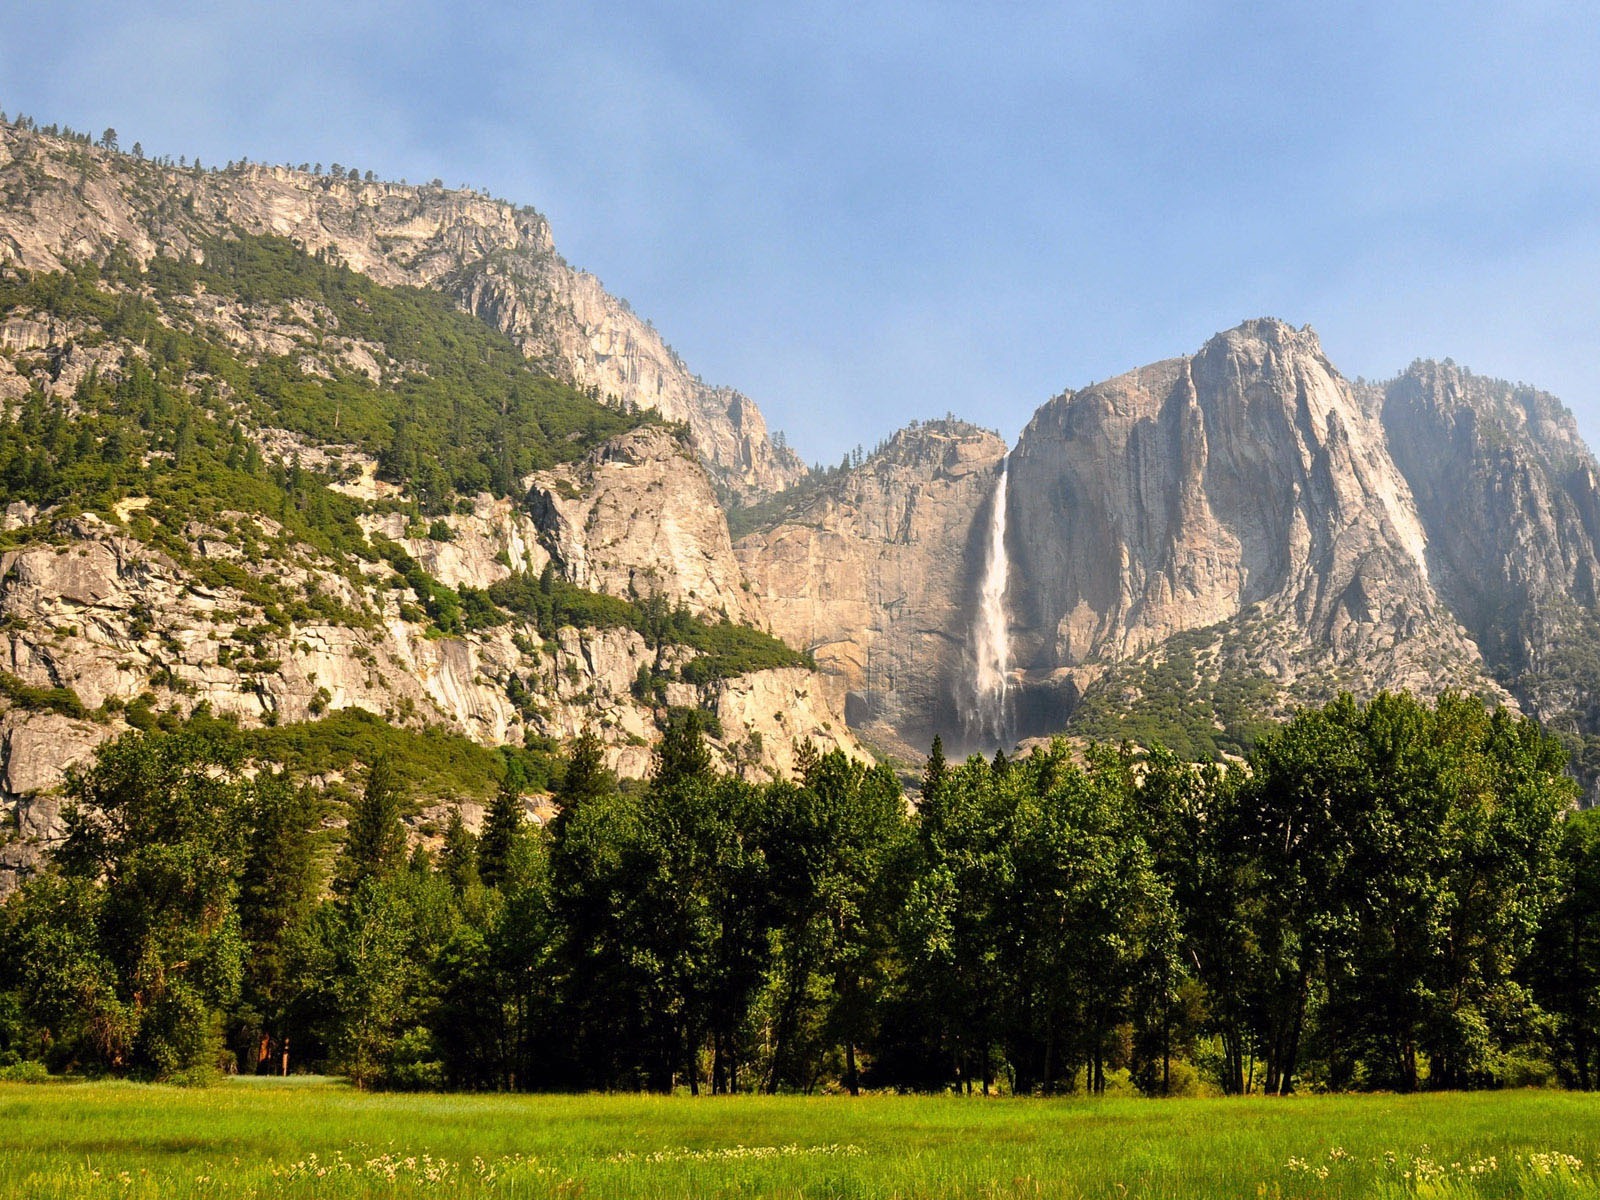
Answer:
2 690 1596 1096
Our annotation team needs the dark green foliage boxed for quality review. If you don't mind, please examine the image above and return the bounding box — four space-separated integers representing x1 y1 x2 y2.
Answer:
487 571 809 681
1217 692 1573 1093
486 568 638 635
8 732 250 1077
301 867 458 1088
552 727 613 827
0 247 805 667
478 762 525 890
440 807 480 894
0 692 1583 1095
231 771 325 1074
678 619 815 683
889 742 1177 1094
0 271 378 580
131 235 646 508
1532 807 1600 1089
653 708 714 788
1064 625 1280 759
335 758 407 894
0 671 92 719
761 748 908 1095
549 717 782 1093
232 708 560 798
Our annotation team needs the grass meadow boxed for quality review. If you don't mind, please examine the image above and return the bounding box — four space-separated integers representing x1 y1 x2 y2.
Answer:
2 1080 1600 1199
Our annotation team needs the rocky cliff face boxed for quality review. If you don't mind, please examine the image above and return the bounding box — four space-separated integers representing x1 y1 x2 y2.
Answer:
0 507 859 890
1378 361 1600 795
529 425 757 622
0 124 805 501
1380 360 1600 661
0 124 858 891
1003 320 1501 731
736 422 1007 757
743 322 1560 761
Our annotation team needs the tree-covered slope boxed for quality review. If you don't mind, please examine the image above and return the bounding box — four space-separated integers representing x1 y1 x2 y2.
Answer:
0 186 857 892
0 116 807 500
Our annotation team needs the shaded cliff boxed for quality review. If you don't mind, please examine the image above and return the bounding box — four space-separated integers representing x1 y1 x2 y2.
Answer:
1380 361 1600 794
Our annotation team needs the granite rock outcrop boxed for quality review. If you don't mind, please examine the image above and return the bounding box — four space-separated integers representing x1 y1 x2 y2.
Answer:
736 421 1008 757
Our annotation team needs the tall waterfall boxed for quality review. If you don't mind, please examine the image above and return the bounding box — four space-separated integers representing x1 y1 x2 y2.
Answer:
966 456 1011 743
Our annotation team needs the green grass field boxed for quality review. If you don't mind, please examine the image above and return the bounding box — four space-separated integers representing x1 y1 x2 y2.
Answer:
2 1080 1599 1198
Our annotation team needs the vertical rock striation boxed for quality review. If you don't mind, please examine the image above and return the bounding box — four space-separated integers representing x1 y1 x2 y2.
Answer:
736 422 1008 757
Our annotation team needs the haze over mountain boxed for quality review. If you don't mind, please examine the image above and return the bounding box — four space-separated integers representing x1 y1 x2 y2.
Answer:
3 119 1600 892
12 5 1600 470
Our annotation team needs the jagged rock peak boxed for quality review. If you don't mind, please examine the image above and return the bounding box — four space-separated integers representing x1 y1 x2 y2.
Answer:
1006 315 1492 704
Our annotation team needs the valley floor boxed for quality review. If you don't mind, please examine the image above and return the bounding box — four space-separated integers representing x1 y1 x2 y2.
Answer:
2 1080 1599 1198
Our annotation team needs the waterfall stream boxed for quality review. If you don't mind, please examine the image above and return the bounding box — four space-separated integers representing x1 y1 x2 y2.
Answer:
967 456 1011 743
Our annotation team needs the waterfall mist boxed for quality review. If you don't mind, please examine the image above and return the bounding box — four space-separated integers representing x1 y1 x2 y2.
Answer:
964 456 1011 745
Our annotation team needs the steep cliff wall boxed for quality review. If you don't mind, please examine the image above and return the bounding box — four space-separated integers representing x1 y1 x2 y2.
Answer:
529 425 757 622
1380 361 1600 795
1380 361 1600 661
736 422 1007 757
1004 320 1501 733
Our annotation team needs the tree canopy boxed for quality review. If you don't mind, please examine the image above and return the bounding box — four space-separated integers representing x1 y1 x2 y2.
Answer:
1 691 1593 1094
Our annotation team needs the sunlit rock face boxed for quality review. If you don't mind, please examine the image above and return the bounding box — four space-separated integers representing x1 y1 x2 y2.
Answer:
747 322 1537 760
1003 319 1498 730
736 421 1009 758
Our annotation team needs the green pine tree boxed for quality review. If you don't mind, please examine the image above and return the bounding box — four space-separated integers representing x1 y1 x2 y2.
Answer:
440 805 480 893
551 727 613 838
654 709 713 792
479 760 525 889
335 757 406 894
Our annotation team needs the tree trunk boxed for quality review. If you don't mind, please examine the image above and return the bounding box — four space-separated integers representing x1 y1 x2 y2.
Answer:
767 950 811 1094
1279 981 1308 1095
686 1024 700 1096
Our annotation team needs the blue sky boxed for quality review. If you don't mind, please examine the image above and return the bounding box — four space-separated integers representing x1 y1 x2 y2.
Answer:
5 2 1599 462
